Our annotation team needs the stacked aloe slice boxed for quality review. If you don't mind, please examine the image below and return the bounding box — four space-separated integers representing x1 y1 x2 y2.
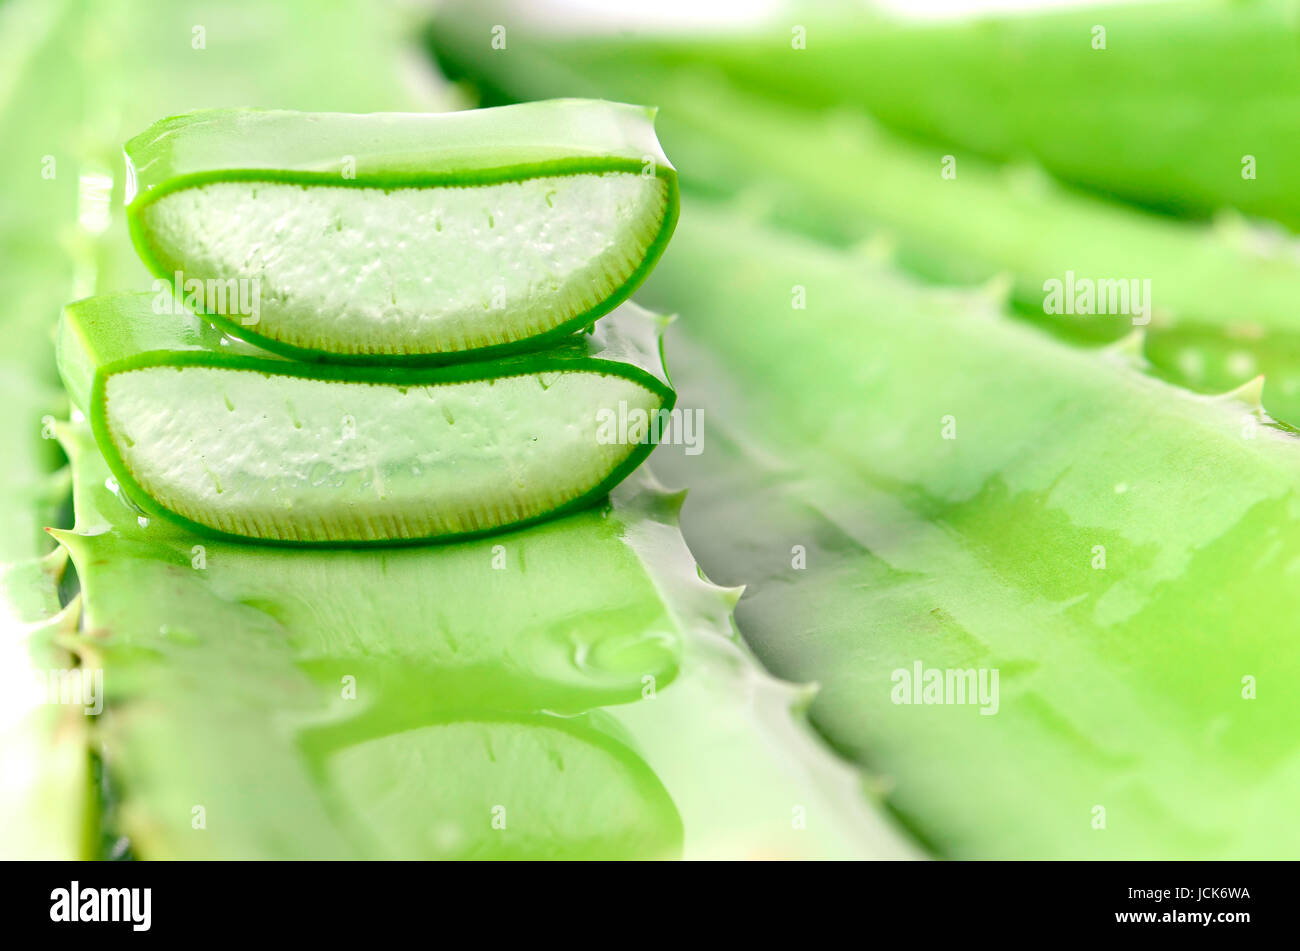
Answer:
56 100 680 545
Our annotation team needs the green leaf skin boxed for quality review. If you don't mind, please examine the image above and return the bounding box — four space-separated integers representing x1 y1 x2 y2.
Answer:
428 4 1300 425
638 200 1300 858
58 292 675 546
54 422 917 859
125 103 679 363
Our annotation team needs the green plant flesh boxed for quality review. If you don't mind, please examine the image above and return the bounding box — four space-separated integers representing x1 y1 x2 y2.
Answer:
638 200 1300 858
59 293 675 545
125 103 679 362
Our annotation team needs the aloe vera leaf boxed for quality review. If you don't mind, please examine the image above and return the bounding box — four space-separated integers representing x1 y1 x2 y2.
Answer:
773 0 1300 229
0 0 92 859
633 199 1300 859
54 422 916 859
124 102 678 362
452 0 1300 228
0 0 82 561
58 292 674 545
428 6 1300 425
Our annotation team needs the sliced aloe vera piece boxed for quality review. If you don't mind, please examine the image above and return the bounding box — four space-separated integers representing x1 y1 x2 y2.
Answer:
58 292 674 545
124 101 678 361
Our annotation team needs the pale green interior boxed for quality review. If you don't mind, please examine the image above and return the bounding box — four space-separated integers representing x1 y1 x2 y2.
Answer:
103 366 658 542
140 173 668 355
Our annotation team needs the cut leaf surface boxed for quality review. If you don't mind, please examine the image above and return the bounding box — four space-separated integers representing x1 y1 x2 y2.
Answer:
125 102 678 361
59 293 674 545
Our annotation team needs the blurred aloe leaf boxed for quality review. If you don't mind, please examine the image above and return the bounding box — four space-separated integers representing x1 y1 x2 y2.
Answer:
644 200 1300 858
428 0 1300 425
439 0 1300 228
0 0 89 859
